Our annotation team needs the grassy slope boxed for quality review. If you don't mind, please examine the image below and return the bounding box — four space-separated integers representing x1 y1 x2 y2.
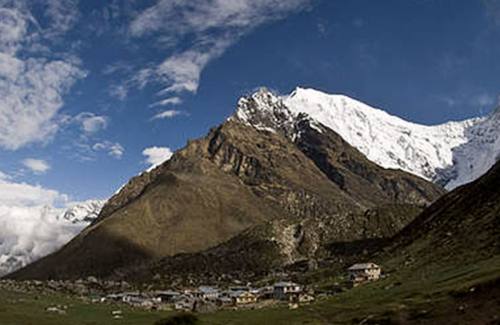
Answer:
0 289 172 325
4 163 498 324
1 255 498 324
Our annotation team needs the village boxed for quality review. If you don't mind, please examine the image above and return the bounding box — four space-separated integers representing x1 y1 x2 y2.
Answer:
102 262 382 314
0 262 382 318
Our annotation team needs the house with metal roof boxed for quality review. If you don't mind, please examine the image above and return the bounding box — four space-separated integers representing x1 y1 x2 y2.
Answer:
347 262 382 285
273 281 302 300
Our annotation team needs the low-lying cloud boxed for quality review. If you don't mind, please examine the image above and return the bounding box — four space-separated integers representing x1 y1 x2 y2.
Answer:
0 204 83 276
0 174 104 276
0 175 79 276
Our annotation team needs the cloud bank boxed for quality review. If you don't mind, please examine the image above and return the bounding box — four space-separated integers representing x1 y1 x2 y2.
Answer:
0 204 83 276
0 174 105 276
0 174 79 276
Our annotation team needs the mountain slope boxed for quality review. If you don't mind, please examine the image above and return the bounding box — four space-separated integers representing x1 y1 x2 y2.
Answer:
385 158 500 267
8 92 443 280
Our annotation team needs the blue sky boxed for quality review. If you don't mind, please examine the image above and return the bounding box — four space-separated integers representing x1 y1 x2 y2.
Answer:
1 0 500 203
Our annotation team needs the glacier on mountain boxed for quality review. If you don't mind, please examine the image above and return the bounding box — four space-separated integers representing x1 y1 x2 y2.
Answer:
235 87 498 190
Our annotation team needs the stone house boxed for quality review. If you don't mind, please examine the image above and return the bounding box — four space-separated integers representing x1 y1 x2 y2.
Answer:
273 282 302 300
154 290 181 303
229 291 257 305
347 262 382 285
196 286 220 300
122 292 146 304
174 296 195 311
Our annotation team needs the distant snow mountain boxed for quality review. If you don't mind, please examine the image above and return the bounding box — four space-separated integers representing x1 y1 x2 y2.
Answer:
235 87 498 189
59 200 105 224
0 200 105 276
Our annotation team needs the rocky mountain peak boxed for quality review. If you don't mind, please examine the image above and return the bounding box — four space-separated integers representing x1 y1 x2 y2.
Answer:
232 88 295 136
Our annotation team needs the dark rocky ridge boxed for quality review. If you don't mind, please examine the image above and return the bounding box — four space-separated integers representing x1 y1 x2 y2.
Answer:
8 92 444 281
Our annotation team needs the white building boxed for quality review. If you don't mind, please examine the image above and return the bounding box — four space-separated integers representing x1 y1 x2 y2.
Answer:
229 291 257 305
197 286 219 300
273 282 302 300
154 290 181 303
347 262 382 284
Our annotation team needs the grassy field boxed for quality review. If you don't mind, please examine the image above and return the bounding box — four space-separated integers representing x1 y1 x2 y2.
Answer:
1 256 498 325
0 289 172 325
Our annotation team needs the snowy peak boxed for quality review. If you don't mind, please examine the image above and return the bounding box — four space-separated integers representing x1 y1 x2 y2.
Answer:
233 87 498 190
283 88 480 183
234 88 295 134
59 200 106 224
440 107 500 189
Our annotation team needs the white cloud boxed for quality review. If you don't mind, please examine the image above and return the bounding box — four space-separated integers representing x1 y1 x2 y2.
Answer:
22 158 50 174
0 178 66 207
152 110 185 120
130 0 311 38
0 170 10 180
108 84 128 101
0 6 30 55
128 0 311 100
0 57 86 150
43 0 80 37
0 2 86 150
150 96 183 107
74 112 108 134
157 43 231 94
0 204 84 276
142 146 173 170
0 176 97 276
92 141 124 159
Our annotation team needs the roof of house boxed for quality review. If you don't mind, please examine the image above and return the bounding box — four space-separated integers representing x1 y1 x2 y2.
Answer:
229 290 255 298
347 263 380 270
198 286 219 293
274 281 300 288
155 290 181 296
229 286 250 291
122 291 142 296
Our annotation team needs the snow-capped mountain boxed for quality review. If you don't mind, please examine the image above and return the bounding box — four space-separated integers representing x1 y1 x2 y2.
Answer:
59 200 105 224
234 87 498 189
440 108 500 189
0 200 105 276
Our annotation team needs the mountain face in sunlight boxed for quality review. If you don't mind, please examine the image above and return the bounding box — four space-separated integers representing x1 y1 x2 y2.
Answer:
9 89 444 280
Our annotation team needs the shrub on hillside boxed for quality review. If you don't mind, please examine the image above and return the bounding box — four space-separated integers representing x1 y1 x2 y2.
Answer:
154 313 199 325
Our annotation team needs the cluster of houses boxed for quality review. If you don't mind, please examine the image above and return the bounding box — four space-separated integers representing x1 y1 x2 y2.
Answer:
98 262 381 312
103 281 314 311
